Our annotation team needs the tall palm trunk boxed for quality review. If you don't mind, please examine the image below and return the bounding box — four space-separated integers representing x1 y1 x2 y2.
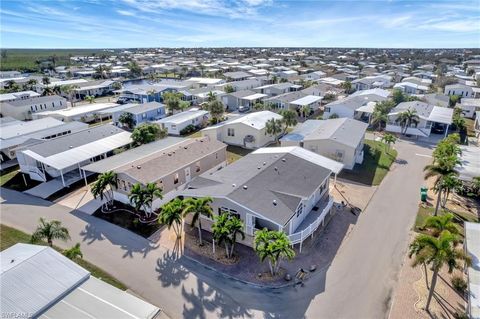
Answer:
425 268 439 312
268 260 274 276
434 186 442 216
197 219 203 246
48 238 53 247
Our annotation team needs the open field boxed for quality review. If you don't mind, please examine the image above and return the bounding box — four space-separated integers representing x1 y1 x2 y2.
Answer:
0 48 116 72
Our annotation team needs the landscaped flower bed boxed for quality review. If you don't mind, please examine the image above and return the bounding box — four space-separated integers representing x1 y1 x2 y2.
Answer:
92 200 161 238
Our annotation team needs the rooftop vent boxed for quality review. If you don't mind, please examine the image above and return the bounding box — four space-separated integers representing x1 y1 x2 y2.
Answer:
137 165 141 169
69 146 73 149
257 167 261 170
263 162 266 166
243 185 248 190
232 183 236 187
282 158 286 162
273 200 277 206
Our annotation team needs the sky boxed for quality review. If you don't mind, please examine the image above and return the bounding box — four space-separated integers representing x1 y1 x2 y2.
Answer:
1 0 479 48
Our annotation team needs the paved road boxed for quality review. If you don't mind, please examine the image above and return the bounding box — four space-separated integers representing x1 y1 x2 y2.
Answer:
0 138 433 319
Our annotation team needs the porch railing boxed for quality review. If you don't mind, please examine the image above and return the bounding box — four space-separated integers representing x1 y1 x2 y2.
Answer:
288 197 334 248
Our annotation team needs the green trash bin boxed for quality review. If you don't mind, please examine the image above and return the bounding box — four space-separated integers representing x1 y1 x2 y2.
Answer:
420 187 428 202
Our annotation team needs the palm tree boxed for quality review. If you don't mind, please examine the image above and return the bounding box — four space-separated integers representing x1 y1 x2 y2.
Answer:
31 218 70 247
42 87 54 96
206 99 225 123
395 109 420 135
381 133 396 151
129 183 146 212
211 213 245 258
60 84 78 107
370 108 388 130
423 213 459 237
409 231 470 312
340 81 352 94
85 95 95 104
182 197 213 246
424 156 460 216
142 182 163 217
265 118 283 144
90 171 118 210
207 91 216 102
279 109 297 134
437 173 461 208
64 243 83 260
159 198 184 238
301 105 311 119
254 229 295 276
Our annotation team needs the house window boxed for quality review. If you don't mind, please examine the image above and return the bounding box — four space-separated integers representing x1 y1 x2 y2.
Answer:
60 101 62 106
195 162 201 172
30 106 34 112
52 102 55 108
227 128 235 136
35 105 38 111
171 124 176 129
325 107 331 113
219 207 240 219
122 180 127 191
173 173 179 184
335 150 344 161
296 204 303 218
142 113 146 119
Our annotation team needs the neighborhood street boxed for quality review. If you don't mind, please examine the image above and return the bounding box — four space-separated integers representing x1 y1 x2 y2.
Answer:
0 137 433 319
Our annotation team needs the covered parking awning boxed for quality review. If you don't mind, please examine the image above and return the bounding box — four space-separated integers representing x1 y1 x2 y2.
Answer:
242 93 268 101
290 95 323 107
355 101 377 114
457 146 480 182
23 132 132 171
428 106 453 125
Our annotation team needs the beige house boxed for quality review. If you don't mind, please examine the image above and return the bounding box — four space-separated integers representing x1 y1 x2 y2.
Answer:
82 137 227 210
280 118 368 170
201 111 283 149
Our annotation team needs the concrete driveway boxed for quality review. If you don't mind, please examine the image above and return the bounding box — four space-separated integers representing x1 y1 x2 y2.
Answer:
0 137 434 319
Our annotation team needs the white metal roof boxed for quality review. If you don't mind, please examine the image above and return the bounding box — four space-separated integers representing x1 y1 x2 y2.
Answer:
355 101 377 114
45 79 88 88
290 95 322 106
22 131 132 170
156 109 209 125
428 106 453 125
228 111 283 130
0 117 64 140
457 146 480 182
242 93 268 101
1 244 161 319
38 102 120 118
253 146 344 174
1 244 90 317
465 222 480 319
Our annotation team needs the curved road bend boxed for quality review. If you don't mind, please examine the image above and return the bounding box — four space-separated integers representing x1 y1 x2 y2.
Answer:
0 138 433 319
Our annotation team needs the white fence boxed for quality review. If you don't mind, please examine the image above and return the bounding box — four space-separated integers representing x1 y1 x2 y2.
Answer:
288 197 334 250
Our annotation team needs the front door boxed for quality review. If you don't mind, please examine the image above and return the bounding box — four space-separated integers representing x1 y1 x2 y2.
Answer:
184 167 191 183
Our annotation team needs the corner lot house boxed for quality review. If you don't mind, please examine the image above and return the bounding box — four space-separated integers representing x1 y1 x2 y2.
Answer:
112 102 166 128
386 101 453 137
202 111 283 149
444 83 480 98
83 137 227 209
281 118 368 169
17 125 131 186
1 243 161 319
0 91 66 120
156 109 209 135
181 147 343 250
0 117 87 162
323 92 387 119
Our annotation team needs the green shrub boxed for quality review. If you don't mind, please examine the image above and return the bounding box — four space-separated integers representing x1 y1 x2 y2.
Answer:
453 310 468 319
180 124 196 135
451 275 467 293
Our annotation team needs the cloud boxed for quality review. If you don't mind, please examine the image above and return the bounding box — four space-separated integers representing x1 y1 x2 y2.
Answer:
116 9 136 16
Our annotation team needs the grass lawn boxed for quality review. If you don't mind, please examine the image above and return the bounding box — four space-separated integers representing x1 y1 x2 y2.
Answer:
414 206 479 236
226 145 252 164
0 167 41 191
0 224 127 290
339 140 398 186
185 131 202 138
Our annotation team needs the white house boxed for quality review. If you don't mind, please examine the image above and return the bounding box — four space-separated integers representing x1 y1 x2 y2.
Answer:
352 75 393 90
34 102 120 122
280 118 367 169
156 109 209 135
0 117 87 162
458 98 480 119
445 83 480 98
0 92 67 120
201 111 283 149
181 146 343 250
17 125 131 186
386 101 453 137
323 92 387 119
